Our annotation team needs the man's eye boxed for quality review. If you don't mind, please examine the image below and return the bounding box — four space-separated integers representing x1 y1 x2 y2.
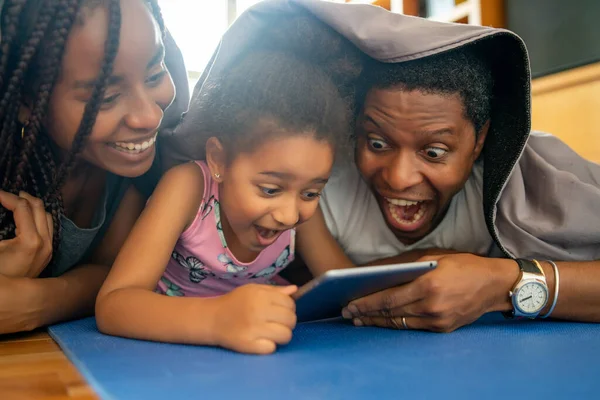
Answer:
367 138 389 151
424 147 448 159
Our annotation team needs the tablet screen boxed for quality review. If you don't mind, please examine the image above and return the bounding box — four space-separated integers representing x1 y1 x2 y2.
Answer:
294 261 437 322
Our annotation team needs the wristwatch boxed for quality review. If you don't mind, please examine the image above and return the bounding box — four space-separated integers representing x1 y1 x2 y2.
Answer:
504 259 549 319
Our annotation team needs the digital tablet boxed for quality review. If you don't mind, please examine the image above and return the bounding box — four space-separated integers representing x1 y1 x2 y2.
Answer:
293 261 437 322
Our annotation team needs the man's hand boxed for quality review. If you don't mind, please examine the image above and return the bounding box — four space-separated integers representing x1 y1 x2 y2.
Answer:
343 253 518 332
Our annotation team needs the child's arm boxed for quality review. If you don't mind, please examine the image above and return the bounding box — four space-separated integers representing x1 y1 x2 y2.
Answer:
295 206 355 277
96 163 296 354
96 163 214 342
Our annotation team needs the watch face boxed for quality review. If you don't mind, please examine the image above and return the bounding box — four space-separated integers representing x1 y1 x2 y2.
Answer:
516 282 548 314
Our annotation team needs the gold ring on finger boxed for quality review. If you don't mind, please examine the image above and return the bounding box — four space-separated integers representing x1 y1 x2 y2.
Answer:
401 316 409 330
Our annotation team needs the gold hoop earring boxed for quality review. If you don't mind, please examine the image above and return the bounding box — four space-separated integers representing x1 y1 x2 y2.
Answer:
21 121 29 139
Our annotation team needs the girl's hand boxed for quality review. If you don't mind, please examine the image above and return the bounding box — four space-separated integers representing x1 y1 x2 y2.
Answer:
212 284 297 354
0 191 54 278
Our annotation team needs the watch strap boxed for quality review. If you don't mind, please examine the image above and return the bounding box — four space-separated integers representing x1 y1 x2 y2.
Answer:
516 258 543 275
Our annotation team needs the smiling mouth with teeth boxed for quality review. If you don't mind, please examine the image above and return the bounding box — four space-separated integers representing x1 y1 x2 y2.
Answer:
109 134 157 154
386 197 426 225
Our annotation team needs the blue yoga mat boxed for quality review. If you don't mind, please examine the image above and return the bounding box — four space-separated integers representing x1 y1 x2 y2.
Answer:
49 314 600 400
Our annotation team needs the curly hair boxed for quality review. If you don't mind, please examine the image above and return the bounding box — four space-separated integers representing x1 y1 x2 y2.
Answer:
0 0 164 264
180 15 364 163
363 46 494 135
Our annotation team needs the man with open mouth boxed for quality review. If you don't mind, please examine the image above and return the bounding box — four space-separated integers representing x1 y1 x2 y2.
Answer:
227 0 600 333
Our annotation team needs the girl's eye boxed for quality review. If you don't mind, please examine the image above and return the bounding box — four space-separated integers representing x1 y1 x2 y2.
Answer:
424 147 448 159
146 69 167 86
260 187 279 196
367 138 390 151
303 191 322 200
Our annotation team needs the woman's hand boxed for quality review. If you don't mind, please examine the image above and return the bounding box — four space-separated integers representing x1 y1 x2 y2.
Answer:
212 284 297 354
0 190 54 278
343 253 518 332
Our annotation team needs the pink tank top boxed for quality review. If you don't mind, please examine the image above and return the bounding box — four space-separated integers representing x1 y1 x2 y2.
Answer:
157 161 294 297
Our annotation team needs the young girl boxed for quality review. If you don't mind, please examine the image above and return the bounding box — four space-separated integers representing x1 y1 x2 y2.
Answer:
96 32 361 353
0 0 187 334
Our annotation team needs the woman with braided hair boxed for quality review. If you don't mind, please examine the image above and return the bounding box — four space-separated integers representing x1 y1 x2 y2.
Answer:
0 0 188 334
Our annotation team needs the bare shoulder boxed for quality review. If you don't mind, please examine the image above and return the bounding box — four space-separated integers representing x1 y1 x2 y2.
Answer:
155 162 205 200
161 162 205 187
150 162 207 228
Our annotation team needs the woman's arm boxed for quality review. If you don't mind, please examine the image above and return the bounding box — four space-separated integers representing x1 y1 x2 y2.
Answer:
0 264 111 333
295 206 355 277
0 184 146 334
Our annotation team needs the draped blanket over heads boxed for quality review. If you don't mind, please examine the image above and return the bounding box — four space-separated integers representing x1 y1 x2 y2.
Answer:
163 0 600 260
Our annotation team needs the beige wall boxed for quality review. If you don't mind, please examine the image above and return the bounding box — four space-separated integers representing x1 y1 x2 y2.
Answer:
531 62 600 163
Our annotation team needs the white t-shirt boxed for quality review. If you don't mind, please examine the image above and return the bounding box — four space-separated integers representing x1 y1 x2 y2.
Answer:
320 162 495 265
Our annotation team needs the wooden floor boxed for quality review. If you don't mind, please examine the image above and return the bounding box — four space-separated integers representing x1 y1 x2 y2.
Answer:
0 331 96 400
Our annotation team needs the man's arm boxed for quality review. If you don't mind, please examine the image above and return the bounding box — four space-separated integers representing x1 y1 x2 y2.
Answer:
344 254 600 332
514 259 600 322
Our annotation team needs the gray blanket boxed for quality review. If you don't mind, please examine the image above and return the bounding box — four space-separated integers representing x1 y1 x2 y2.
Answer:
164 0 600 260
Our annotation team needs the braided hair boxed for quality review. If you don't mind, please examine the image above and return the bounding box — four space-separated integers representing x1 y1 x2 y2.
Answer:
0 0 165 263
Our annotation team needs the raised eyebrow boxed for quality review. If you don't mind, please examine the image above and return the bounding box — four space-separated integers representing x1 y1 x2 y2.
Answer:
363 114 383 131
416 128 454 136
